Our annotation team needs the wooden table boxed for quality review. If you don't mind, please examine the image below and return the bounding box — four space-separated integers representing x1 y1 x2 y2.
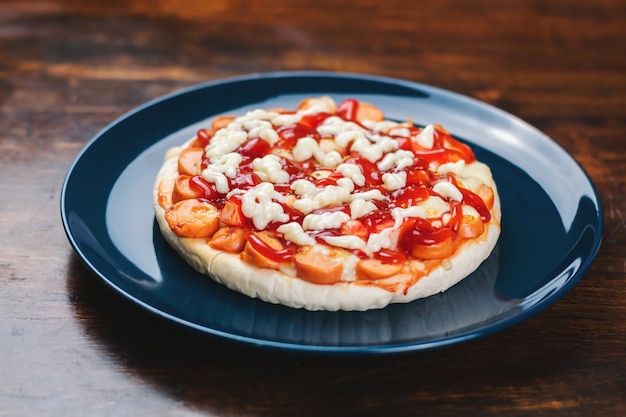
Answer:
2 0 625 415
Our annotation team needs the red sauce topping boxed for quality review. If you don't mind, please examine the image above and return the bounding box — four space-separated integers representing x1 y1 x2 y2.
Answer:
248 233 297 262
336 98 359 121
191 98 491 263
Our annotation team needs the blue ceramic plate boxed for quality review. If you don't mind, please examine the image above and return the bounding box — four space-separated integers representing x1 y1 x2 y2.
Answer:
61 72 603 354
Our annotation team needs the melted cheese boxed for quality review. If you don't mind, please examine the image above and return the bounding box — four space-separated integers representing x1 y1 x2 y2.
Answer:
291 179 318 198
201 152 243 193
253 154 290 184
361 119 400 133
240 183 289 230
194 97 491 257
277 222 316 246
389 127 411 137
349 198 377 219
366 227 396 253
432 180 463 202
318 117 363 141
302 211 351 231
414 124 435 149
348 189 385 202
201 171 228 194
377 149 414 171
350 136 398 163
382 171 407 191
206 129 247 159
437 160 466 175
292 178 354 214
321 235 368 252
336 163 365 187
293 137 342 167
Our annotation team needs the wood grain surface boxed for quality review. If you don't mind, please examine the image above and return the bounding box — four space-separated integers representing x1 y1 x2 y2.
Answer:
1 0 625 416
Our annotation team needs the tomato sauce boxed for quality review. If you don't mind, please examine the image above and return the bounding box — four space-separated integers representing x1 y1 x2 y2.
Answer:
248 233 297 262
188 98 489 263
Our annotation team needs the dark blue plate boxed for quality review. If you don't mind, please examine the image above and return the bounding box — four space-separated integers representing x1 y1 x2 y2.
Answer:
61 72 603 354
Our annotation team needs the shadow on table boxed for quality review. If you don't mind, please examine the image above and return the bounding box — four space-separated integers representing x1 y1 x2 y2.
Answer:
66 252 598 416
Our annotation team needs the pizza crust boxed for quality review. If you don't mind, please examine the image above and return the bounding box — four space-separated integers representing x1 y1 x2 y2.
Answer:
153 149 501 311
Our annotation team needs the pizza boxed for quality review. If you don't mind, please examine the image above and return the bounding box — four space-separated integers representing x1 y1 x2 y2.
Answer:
153 96 501 311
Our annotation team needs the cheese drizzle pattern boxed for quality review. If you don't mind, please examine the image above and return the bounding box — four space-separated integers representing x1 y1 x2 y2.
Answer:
163 97 496 284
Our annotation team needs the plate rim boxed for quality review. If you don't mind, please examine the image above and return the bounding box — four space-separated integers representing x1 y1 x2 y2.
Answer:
60 70 604 354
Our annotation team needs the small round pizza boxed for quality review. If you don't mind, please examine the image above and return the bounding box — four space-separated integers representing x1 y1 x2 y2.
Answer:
153 96 501 311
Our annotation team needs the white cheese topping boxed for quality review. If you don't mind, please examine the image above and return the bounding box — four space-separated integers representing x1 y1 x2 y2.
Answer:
246 119 272 138
292 178 355 214
201 152 244 194
382 171 407 191
437 160 466 175
277 222 316 246
361 119 400 133
242 109 274 124
422 196 450 218
292 137 319 161
205 129 248 159
291 199 317 215
253 154 290 184
349 198 377 219
414 124 435 149
302 211 351 231
389 195 451 227
208 152 243 179
432 180 463 202
334 128 367 149
389 127 411 137
348 189 385 202
323 151 342 167
202 170 230 194
377 149 415 171
257 128 280 146
271 113 302 126
321 235 368 252
350 136 398 163
190 97 488 257
300 96 336 114
290 179 318 198
316 186 349 210
240 183 289 230
318 117 364 141
366 227 396 253
312 179 353 207
292 137 342 167
391 206 427 227
336 163 366 187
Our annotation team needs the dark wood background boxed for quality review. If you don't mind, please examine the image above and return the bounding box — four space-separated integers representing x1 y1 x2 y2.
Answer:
1 0 625 416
